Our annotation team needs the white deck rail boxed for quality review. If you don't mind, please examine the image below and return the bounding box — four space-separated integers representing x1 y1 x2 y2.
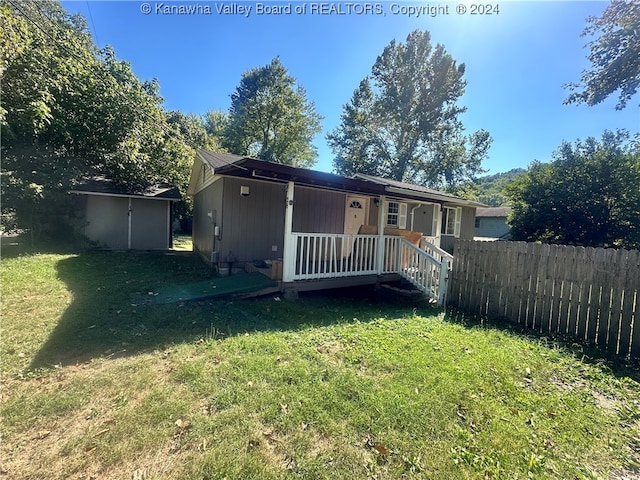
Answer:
288 233 449 304
420 236 454 269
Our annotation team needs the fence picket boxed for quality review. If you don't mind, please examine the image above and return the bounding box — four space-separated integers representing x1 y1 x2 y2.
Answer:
450 240 640 358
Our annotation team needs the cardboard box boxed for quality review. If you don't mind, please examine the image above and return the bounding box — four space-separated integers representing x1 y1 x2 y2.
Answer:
245 260 282 280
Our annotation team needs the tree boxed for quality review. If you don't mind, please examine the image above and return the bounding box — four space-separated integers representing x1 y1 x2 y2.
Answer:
203 109 229 147
222 57 322 168
506 130 640 249
1 1 196 240
565 1 640 110
327 30 492 190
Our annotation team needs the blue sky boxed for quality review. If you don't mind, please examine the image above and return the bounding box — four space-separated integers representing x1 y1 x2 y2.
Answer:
63 0 639 175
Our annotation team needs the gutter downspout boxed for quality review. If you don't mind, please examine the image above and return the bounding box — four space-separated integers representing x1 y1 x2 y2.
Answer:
410 204 421 231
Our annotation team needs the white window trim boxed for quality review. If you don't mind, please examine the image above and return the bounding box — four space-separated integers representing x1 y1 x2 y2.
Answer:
442 206 462 237
385 201 407 229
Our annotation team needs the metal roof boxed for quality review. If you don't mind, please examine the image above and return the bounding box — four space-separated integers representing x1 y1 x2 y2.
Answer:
194 149 485 207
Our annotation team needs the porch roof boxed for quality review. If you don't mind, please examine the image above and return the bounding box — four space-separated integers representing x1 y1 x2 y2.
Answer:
193 149 485 207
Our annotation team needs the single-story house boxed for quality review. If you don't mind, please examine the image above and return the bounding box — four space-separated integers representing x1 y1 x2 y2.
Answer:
474 206 511 240
187 149 485 302
70 176 181 250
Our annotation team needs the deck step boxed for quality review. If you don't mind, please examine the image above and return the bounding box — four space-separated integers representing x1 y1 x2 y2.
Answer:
379 283 424 298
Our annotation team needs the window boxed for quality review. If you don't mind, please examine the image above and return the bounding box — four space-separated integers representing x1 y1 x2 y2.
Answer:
475 218 481 228
441 206 462 237
349 200 363 209
386 201 407 229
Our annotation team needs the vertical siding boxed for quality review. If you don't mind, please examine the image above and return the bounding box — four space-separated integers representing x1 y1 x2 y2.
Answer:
130 199 169 250
193 179 222 263
293 187 346 233
84 195 129 249
460 206 476 240
411 203 435 235
221 177 286 264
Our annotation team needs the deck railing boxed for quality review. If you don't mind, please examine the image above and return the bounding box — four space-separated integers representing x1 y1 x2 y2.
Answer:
421 236 454 269
288 233 449 304
399 239 450 304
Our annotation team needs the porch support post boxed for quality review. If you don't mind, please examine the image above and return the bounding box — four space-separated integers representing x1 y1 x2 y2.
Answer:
282 181 295 282
376 195 386 274
434 204 443 248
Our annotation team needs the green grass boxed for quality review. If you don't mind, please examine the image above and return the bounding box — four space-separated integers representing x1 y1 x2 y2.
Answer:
2 240 639 479
172 233 193 251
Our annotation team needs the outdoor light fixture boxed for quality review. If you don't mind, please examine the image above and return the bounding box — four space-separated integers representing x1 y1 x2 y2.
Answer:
374 198 380 207
240 185 250 197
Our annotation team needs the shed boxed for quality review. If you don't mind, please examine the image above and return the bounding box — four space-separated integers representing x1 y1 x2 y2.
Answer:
70 177 181 250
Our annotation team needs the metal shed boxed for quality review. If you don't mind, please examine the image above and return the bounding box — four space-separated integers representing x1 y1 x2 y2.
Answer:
71 177 181 250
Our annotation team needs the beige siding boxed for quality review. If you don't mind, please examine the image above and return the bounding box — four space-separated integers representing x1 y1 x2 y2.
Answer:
293 187 346 233
131 198 169 250
411 203 435 235
460 206 476 240
84 195 129 249
220 177 286 265
193 179 223 263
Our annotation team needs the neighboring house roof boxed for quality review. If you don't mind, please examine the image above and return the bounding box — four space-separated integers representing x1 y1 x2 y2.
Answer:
189 149 485 208
475 207 511 218
70 176 181 201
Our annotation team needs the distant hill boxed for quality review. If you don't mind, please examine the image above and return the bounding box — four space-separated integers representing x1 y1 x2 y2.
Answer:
476 168 527 207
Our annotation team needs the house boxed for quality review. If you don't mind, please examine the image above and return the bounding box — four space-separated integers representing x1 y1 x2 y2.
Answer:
70 176 181 250
187 149 485 302
474 207 511 240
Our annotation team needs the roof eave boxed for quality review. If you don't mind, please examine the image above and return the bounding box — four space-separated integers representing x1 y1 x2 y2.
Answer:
385 186 487 208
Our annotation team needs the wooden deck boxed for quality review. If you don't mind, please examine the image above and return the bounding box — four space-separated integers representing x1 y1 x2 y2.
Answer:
283 233 451 304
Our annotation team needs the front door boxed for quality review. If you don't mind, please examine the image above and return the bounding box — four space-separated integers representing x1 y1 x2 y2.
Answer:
344 195 368 235
343 196 369 257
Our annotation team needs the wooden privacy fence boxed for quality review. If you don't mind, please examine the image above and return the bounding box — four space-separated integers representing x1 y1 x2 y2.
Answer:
448 240 640 358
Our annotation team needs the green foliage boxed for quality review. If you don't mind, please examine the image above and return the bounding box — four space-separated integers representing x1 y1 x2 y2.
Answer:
474 168 527 206
328 30 492 190
1 1 205 240
506 130 640 248
203 109 229 146
222 57 323 167
565 1 640 109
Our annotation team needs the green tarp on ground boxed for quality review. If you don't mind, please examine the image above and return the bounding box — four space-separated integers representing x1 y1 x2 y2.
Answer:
132 272 279 305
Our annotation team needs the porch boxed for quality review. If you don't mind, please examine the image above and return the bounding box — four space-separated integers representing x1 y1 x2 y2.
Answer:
279 181 453 304
282 232 453 304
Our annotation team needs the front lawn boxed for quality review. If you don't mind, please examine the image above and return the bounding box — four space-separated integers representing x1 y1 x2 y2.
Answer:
2 243 639 479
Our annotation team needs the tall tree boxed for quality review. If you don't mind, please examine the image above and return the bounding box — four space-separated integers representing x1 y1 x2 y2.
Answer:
203 109 229 146
1 1 196 240
565 0 640 110
327 30 492 190
223 57 322 168
506 130 640 249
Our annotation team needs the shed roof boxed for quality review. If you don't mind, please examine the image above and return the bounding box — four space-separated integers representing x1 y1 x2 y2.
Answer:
70 176 181 200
